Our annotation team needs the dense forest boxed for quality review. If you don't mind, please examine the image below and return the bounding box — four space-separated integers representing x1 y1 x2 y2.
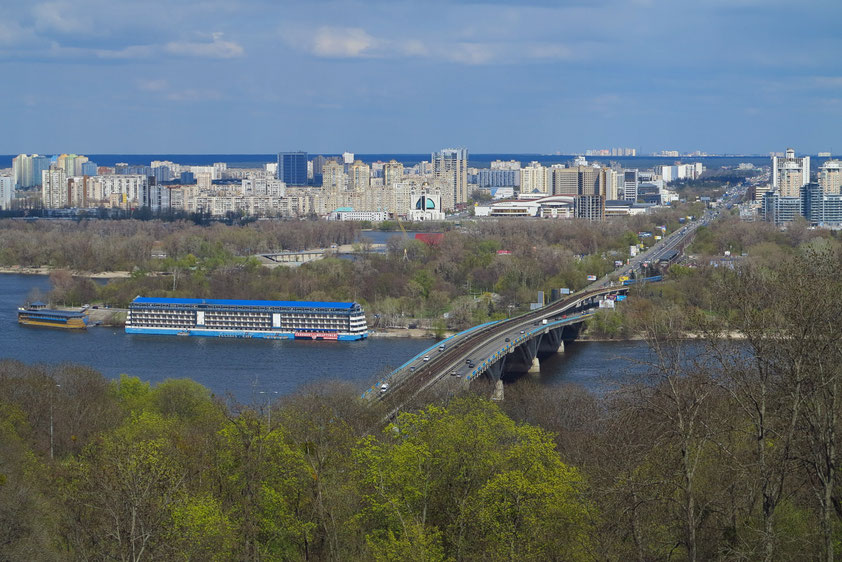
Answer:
3 242 842 560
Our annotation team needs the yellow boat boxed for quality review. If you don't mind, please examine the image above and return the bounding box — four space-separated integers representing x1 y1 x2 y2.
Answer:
17 302 89 329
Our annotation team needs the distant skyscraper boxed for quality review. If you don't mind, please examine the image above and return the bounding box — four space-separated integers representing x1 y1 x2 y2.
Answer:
0 176 13 210
433 148 468 210
13 154 51 189
772 148 810 197
277 152 308 186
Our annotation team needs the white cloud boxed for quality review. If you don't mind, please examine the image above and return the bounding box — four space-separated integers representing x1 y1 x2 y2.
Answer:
285 25 574 65
310 26 377 58
95 44 155 59
165 33 244 59
32 1 92 34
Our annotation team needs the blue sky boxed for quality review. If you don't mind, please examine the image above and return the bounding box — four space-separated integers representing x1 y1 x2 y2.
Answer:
1 0 840 155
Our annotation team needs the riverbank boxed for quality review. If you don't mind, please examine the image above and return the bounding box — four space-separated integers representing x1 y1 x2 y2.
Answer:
0 266 131 278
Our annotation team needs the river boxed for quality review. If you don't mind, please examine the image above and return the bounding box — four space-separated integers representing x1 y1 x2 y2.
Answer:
0 274 655 403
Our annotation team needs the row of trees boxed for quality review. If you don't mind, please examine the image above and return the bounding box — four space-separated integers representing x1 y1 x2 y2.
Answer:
0 219 360 272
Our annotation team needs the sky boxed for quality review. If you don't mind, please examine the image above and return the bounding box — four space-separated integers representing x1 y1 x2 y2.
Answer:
1 0 841 155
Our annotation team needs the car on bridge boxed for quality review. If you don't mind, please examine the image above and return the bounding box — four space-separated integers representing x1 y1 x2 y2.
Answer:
423 355 430 362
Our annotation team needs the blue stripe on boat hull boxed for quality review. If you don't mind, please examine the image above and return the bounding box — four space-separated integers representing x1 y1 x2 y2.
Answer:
125 327 367 340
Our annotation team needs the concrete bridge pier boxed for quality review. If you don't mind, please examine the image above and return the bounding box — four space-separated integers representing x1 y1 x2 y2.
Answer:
537 326 565 359
528 357 541 374
504 339 539 374
491 380 505 401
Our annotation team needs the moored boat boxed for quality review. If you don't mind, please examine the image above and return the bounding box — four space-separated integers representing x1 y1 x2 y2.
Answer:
17 302 89 329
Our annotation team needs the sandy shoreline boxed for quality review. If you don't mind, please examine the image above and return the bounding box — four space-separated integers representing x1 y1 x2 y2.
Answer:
0 267 131 278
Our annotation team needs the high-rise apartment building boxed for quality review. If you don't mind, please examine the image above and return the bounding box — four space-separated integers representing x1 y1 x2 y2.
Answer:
772 148 810 197
56 154 89 177
623 169 639 202
818 160 842 195
762 191 801 226
384 160 404 187
605 169 622 200
477 166 519 188
551 166 578 196
13 154 51 189
349 161 371 192
433 148 468 210
81 161 98 177
277 152 308 186
41 167 68 208
0 176 13 210
322 161 347 194
520 162 550 194
86 175 149 208
551 166 606 197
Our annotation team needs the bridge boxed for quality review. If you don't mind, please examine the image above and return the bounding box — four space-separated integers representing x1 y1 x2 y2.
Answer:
364 212 709 411
363 283 638 408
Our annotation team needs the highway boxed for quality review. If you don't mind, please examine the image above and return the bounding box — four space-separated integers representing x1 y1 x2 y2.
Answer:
592 211 712 287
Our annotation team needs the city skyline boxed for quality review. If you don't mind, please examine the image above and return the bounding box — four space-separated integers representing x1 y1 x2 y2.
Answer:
1 0 840 155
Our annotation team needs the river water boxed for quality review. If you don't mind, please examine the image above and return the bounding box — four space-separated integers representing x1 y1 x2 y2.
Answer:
0 274 654 403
